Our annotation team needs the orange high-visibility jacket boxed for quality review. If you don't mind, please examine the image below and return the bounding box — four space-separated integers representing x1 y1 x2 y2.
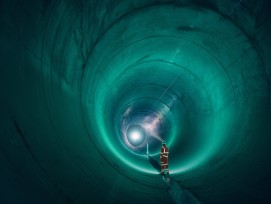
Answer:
160 145 169 164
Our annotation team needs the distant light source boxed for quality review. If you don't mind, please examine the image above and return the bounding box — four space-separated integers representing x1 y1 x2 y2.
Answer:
127 125 146 147
130 131 141 141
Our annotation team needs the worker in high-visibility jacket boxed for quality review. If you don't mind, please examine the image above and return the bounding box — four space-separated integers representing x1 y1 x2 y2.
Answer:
160 140 169 175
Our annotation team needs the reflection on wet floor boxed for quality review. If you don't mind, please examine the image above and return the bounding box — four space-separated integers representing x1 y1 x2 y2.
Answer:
147 156 201 204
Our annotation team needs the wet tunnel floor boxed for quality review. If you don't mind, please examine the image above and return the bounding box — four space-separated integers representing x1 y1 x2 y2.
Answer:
148 156 201 204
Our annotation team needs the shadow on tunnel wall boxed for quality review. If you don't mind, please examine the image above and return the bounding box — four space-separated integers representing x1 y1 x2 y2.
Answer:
148 156 161 173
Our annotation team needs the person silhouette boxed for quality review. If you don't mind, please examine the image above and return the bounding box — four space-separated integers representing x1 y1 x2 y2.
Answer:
160 140 169 175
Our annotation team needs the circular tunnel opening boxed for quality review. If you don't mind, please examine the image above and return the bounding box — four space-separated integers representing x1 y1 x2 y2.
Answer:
1 0 271 203
78 4 268 184
34 0 270 195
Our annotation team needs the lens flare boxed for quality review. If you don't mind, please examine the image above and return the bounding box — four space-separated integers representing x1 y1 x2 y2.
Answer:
130 131 141 141
126 125 146 147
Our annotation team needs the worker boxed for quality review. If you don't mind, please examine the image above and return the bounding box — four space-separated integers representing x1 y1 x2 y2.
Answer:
160 140 169 175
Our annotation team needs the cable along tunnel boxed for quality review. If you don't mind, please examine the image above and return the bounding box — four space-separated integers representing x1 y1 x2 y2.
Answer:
0 0 271 203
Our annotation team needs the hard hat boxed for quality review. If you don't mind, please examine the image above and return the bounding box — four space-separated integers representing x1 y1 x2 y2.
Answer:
162 140 166 145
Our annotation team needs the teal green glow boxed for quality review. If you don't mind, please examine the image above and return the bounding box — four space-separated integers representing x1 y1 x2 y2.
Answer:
91 57 234 174
2 0 271 203
80 5 265 179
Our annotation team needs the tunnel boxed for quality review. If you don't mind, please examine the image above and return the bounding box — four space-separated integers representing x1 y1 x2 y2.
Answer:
1 0 271 203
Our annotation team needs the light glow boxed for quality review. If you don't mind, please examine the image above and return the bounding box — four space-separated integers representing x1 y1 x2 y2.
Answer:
130 131 142 141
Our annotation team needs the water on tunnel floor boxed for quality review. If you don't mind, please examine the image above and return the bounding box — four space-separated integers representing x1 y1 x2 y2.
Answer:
1 0 271 204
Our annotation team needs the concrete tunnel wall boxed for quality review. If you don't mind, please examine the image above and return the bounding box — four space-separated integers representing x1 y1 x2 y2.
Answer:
0 0 271 203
